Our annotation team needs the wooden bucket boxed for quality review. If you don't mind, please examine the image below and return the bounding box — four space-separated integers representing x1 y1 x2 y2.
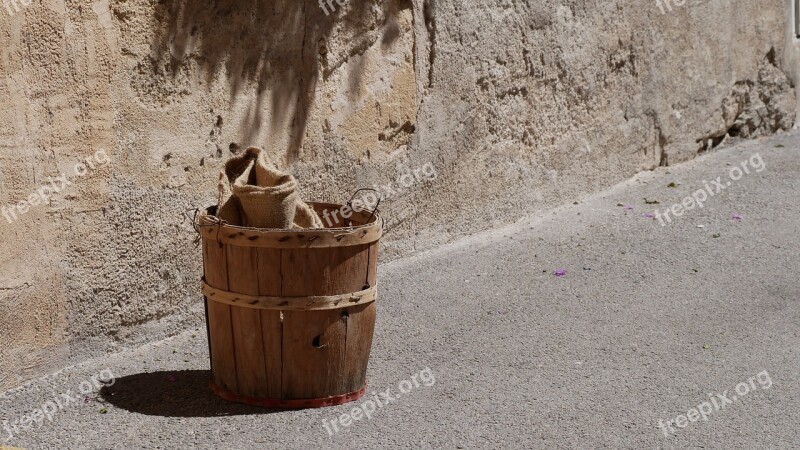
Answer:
197 202 381 408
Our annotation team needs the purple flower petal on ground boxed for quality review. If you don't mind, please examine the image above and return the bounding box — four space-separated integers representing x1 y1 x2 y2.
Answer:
166 374 177 382
643 213 655 219
732 214 743 221
554 269 567 277
624 205 634 210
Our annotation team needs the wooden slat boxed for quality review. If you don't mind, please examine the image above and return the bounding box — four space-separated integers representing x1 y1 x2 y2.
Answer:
343 302 377 392
226 245 268 398
280 244 372 296
281 309 348 398
367 242 379 287
203 239 238 392
257 247 283 399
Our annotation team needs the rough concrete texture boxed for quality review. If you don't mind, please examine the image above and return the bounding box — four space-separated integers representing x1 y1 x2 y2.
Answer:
1 133 798 449
0 0 796 389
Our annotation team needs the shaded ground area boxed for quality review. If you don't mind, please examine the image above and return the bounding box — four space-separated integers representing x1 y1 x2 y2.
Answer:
2 133 799 449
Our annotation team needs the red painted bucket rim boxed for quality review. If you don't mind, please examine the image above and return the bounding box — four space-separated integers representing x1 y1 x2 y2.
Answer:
209 380 368 409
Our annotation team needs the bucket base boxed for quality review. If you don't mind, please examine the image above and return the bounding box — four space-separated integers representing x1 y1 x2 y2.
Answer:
209 380 368 409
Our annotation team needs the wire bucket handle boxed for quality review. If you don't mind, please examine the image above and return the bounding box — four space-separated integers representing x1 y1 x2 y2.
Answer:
184 206 222 234
184 207 202 234
346 188 382 226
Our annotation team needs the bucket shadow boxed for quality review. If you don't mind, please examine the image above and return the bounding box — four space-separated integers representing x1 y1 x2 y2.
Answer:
99 370 280 417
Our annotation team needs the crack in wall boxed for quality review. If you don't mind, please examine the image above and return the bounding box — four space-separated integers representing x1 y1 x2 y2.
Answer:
423 0 436 90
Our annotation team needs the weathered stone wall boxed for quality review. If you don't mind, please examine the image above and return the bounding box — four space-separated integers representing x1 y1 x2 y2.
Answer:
0 0 794 389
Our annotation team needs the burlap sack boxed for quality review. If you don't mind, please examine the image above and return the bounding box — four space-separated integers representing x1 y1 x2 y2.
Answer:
217 147 323 229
